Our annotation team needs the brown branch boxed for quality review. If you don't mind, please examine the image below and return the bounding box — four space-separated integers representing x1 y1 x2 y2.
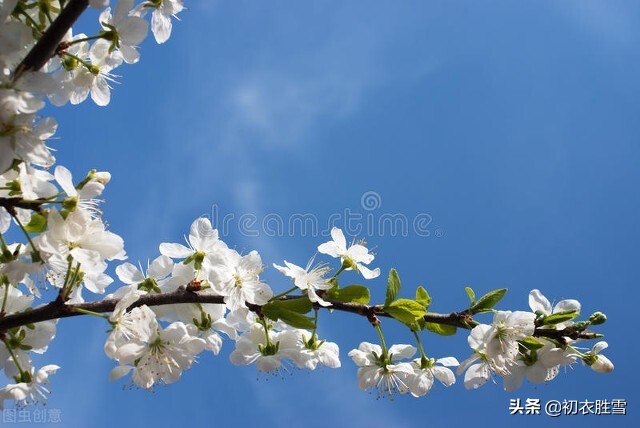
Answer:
0 287 469 331
0 197 46 215
0 286 597 344
13 0 89 80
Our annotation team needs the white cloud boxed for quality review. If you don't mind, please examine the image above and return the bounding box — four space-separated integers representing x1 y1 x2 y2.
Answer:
553 0 638 45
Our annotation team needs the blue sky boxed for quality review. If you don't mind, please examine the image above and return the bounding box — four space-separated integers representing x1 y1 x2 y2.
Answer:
22 0 640 426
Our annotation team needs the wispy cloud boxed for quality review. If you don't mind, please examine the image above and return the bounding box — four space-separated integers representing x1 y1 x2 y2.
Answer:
553 0 639 45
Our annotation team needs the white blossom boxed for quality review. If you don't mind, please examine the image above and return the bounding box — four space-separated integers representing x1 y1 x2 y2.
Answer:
318 227 380 279
229 323 298 373
159 217 227 269
134 0 185 44
110 321 206 389
0 365 60 409
99 0 148 64
503 342 565 392
348 342 415 398
405 356 458 397
206 248 273 310
273 258 332 306
288 331 341 370
578 341 614 374
529 289 581 329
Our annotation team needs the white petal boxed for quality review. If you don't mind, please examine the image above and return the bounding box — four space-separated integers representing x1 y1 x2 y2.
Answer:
433 366 456 386
159 242 192 259
109 365 133 381
528 289 552 314
553 299 581 314
116 263 144 284
358 264 380 279
151 10 172 44
54 165 77 197
436 357 460 367
148 255 173 279
388 344 416 360
593 341 608 354
330 227 347 249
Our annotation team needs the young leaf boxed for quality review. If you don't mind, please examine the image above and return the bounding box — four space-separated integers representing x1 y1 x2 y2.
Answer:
464 286 475 305
543 311 579 325
384 269 401 307
261 302 315 329
410 318 426 332
24 213 47 233
415 286 431 309
385 299 426 326
469 288 507 313
276 310 316 329
424 322 457 336
274 297 313 314
326 284 370 304
519 337 545 351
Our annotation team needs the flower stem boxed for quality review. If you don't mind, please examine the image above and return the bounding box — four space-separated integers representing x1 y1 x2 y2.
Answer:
567 345 586 358
72 307 109 319
413 330 429 367
271 286 298 300
259 317 272 347
11 213 41 262
331 264 347 280
1 284 9 314
375 323 388 359
2 339 27 379
67 34 105 45
311 308 319 339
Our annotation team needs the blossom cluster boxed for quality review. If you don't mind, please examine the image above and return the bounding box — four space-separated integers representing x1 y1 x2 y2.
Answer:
456 291 613 392
104 219 351 388
0 0 184 407
0 0 614 410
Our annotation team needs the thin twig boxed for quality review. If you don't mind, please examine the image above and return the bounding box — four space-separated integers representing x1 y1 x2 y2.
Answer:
13 0 89 81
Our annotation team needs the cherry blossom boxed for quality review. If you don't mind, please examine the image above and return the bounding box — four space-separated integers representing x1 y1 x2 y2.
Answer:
206 248 273 310
109 321 206 389
273 258 332 306
318 227 380 279
405 357 458 397
348 342 416 398
0 365 60 409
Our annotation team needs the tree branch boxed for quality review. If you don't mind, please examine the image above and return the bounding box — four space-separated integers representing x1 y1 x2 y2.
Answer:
0 286 598 344
0 197 45 214
13 0 89 80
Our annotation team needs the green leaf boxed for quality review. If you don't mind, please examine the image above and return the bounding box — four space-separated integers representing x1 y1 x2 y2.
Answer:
275 297 313 314
519 337 545 351
424 322 457 336
262 302 315 329
543 311 579 325
384 269 401 307
24 213 47 233
385 298 426 326
410 318 426 332
415 286 431 309
464 286 475 305
469 288 507 313
263 297 312 316
326 284 370 304
276 310 316 329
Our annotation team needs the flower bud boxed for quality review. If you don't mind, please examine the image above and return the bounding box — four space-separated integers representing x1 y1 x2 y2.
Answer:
93 171 111 185
590 355 614 373
589 312 607 325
